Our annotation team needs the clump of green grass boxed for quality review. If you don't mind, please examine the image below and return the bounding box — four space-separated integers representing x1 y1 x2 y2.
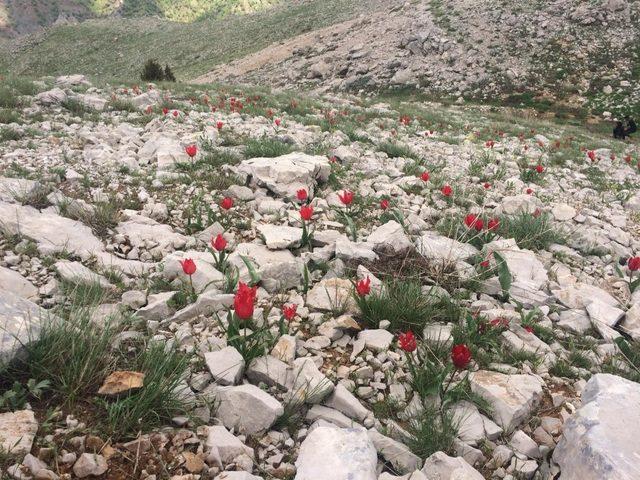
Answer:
0 87 18 108
98 341 190 440
108 98 138 112
405 405 459 459
60 279 114 306
243 137 294 158
378 141 419 160
61 98 95 116
0 127 23 142
549 360 579 379
0 108 20 124
498 212 565 251
355 280 461 332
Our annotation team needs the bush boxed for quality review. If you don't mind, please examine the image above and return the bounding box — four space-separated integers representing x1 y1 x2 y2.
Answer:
140 60 177 83
141 59 166 82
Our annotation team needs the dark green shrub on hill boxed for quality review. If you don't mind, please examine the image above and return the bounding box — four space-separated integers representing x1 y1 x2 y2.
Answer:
141 59 166 82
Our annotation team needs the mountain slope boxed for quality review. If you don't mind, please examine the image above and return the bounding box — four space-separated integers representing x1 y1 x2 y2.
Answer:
0 0 280 37
2 0 391 79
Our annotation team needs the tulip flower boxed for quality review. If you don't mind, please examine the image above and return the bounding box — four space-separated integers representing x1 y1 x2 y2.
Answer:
274 118 281 127
526 188 533 195
483 182 491 189
216 121 224 130
524 326 534 333
588 150 596 161
487 218 500 231
300 205 313 221
172 110 179 117
420 171 430 182
212 234 227 252
185 144 197 158
297 189 308 202
162 107 169 115
234 282 257 320
535 164 544 173
221 197 234 210
355 277 371 297
380 199 390 210
451 344 472 369
398 331 417 352
179 258 197 301
179 258 196 276
480 259 490 268
441 185 453 197
283 304 297 320
339 190 354 206
209 234 229 272
464 214 484 231
629 257 640 271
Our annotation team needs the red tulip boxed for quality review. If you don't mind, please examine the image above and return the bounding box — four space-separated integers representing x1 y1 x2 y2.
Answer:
339 190 354 205
185 145 197 158
211 234 227 252
535 164 544 173
216 121 224 130
172 110 179 117
300 205 313 221
480 259 490 268
266 108 274 118
356 277 371 297
628 257 640 271
420 171 430 182
179 258 196 276
526 188 533 195
221 197 234 210
451 344 472 369
297 189 308 202
274 118 282 127
234 282 257 320
380 199 390 210
464 214 483 231
162 107 169 115
483 182 491 189
282 304 297 320
490 318 509 328
524 326 534 333
610 153 616 161
624 155 632 163
485 140 495 149
587 150 596 161
399 115 411 126
145 106 153 114
441 185 453 197
487 218 500 231
398 331 417 352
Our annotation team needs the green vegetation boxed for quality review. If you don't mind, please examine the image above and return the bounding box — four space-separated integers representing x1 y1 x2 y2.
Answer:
4 0 388 80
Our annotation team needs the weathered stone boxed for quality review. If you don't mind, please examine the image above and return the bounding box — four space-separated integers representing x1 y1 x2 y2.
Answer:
420 451 484 479
469 371 543 432
417 232 478 262
246 355 293 390
366 221 413 254
0 410 38 457
287 357 334 404
553 374 640 480
72 453 108 478
204 346 245 386
205 425 254 464
97 371 144 396
295 425 377 480
0 266 38 299
215 384 284 434
257 224 303 250
367 429 422 473
357 329 394 352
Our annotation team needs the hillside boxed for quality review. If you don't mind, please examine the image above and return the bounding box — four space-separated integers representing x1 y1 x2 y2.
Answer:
2 0 639 119
2 0 389 79
0 0 280 37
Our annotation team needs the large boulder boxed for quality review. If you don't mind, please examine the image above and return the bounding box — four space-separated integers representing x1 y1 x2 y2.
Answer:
237 153 331 198
295 425 377 480
366 221 413 254
138 132 188 170
1 291 56 366
229 243 302 293
553 374 640 480
416 232 478 262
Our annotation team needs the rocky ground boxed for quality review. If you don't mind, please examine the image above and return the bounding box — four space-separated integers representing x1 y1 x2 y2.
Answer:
1 74 640 480
196 0 640 117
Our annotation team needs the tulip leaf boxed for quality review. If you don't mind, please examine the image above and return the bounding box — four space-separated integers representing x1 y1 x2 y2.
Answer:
493 252 512 299
240 255 261 286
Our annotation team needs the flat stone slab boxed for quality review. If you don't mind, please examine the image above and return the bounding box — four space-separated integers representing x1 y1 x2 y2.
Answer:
295 425 377 480
554 374 640 480
1 291 57 365
469 371 543 432
0 409 38 457
0 266 38 299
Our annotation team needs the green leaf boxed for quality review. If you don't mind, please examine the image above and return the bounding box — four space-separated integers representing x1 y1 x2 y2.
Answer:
493 251 512 298
240 255 261 286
